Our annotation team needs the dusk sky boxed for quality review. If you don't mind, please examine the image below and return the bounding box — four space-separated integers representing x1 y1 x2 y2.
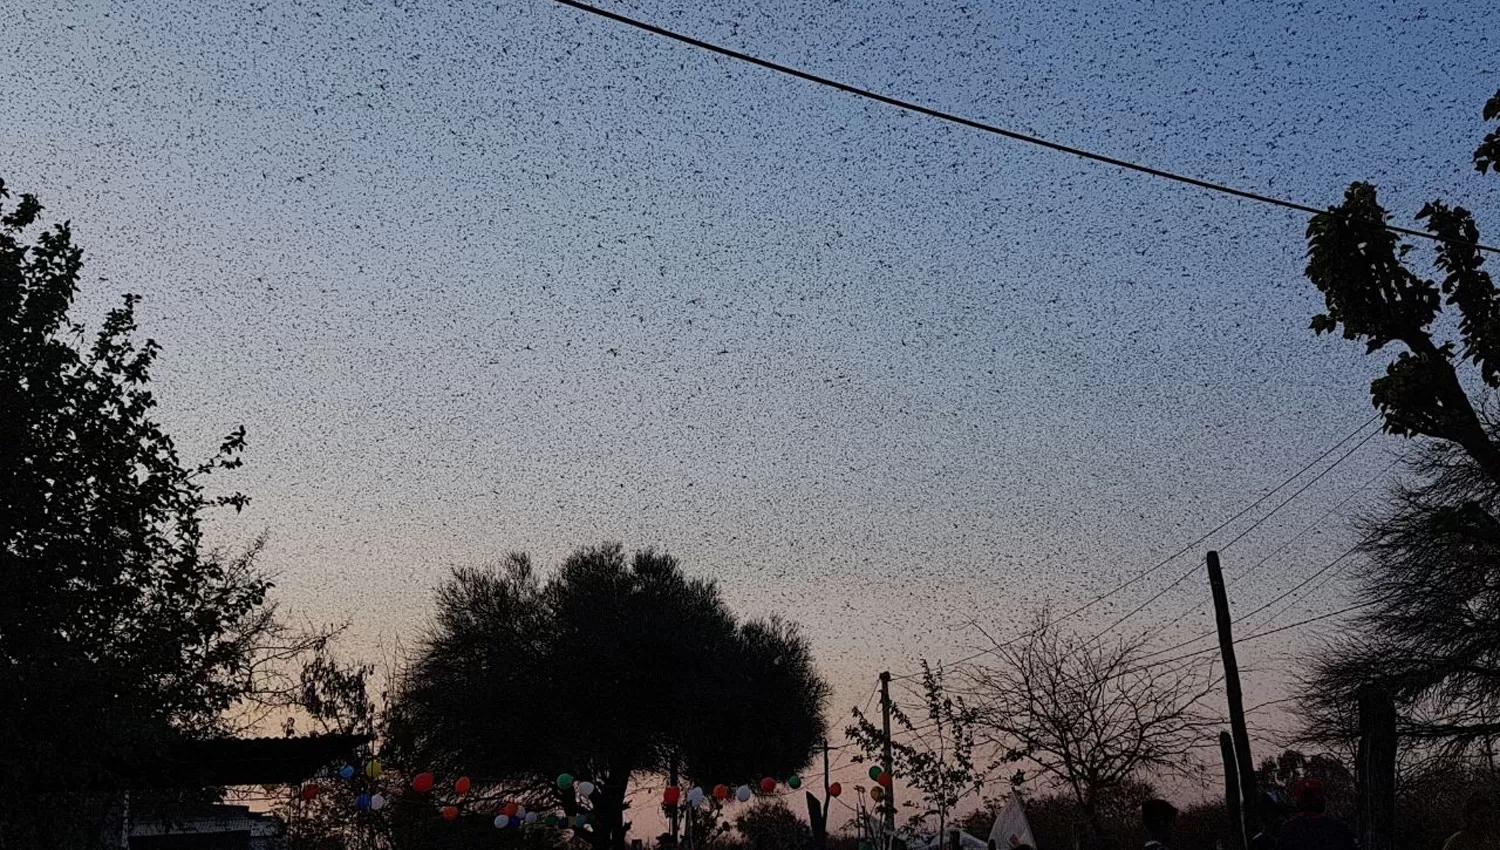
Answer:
6 0 1498 800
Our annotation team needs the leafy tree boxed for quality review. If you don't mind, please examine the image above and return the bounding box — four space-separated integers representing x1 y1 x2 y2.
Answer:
846 662 982 837
386 544 830 850
0 178 354 847
1298 89 1500 761
961 613 1215 850
735 799 812 850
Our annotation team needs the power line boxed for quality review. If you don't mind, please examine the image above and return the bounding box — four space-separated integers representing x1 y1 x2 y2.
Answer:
887 413 1378 681
551 0 1500 255
1089 422 1381 642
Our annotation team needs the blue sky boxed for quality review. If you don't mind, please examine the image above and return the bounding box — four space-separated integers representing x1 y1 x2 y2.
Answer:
5 0 1498 796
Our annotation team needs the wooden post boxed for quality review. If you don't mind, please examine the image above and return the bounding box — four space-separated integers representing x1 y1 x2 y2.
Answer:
949 829 961 850
672 758 684 845
1357 685 1396 850
1219 731 1245 850
807 793 828 850
880 672 896 839
1208 551 1260 839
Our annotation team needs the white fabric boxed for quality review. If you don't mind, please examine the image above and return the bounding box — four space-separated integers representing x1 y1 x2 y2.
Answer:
988 797 1038 849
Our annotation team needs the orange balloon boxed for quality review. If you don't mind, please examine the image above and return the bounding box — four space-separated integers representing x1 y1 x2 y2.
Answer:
455 776 472 795
442 805 459 821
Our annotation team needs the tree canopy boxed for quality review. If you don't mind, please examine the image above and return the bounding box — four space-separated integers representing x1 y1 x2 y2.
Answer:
386 544 830 850
0 178 287 842
1298 90 1500 760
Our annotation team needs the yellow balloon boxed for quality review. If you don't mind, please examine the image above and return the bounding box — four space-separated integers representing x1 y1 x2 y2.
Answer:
870 786 885 802
365 758 383 779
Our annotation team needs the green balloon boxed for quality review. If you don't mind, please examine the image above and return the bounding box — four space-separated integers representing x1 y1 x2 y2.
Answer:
558 773 574 789
868 765 883 780
576 814 589 828
788 776 802 789
545 814 559 827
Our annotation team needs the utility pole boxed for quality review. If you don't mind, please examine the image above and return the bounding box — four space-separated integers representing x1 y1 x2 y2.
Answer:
1219 731 1245 850
879 671 895 839
669 755 680 846
823 737 831 798
1208 551 1259 841
1358 685 1396 850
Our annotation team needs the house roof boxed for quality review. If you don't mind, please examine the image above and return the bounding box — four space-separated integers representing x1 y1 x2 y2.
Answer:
125 733 371 789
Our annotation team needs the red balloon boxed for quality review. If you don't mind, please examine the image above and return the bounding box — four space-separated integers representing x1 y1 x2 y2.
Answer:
828 782 842 797
300 783 320 801
455 776 471 795
713 784 729 801
877 772 893 788
663 786 682 806
503 802 519 817
413 772 435 793
760 777 776 794
442 805 459 821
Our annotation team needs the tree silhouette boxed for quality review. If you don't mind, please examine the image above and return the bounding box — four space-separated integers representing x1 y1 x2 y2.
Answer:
1298 89 1500 761
386 544 830 850
961 613 1215 850
0 177 359 845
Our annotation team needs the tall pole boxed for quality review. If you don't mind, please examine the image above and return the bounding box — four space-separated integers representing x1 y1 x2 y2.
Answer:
669 755 681 846
1208 551 1260 841
1357 685 1396 850
879 671 895 838
823 737 831 798
1219 731 1245 850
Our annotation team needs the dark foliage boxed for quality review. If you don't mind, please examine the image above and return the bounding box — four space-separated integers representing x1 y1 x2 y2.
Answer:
0 178 279 846
1298 91 1500 759
386 544 830 850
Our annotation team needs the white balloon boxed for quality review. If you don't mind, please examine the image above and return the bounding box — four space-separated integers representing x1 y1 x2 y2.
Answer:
687 787 705 805
517 805 528 817
735 785 752 803
370 794 386 811
577 780 596 797
495 815 511 829
525 812 540 825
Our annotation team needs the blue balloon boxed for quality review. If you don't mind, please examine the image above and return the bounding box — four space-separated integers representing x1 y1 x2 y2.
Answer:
339 765 356 779
355 793 372 810
575 814 589 828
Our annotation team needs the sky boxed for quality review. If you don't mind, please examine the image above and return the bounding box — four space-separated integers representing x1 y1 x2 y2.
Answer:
5 0 1499 808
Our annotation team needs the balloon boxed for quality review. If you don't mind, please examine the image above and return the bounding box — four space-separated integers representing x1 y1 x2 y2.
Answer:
365 759 382 779
713 784 729 801
558 773 574 790
442 806 459 822
687 787 706 805
868 765 882 780
495 815 511 829
355 793 372 810
788 776 802 790
828 782 842 797
577 780 596 797
760 777 776 794
371 794 387 811
664 786 682 806
545 814 560 827
339 764 356 780
870 786 885 802
525 812 540 825
517 805 528 817
576 814 589 828
412 772 435 793
503 802 519 817
878 772 893 788
455 776 471 795
300 783 320 801
735 785 752 803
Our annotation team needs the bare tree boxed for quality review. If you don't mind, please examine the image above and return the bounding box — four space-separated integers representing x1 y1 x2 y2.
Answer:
960 614 1217 849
